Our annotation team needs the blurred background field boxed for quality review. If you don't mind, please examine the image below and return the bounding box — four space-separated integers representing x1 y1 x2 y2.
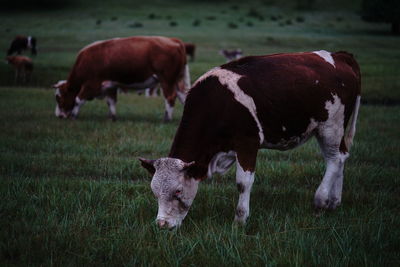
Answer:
0 0 399 265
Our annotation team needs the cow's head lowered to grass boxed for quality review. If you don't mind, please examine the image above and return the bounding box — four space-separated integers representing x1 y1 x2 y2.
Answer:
139 157 199 229
53 80 78 119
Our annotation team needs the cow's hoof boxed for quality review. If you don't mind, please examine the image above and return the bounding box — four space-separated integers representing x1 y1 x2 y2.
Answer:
234 208 248 225
314 196 340 211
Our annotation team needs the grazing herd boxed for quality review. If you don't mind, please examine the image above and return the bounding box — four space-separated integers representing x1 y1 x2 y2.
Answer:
4 32 362 229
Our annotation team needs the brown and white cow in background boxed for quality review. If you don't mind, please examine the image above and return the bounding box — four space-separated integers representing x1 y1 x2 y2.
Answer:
219 48 243 62
54 36 190 121
6 55 34 82
7 35 37 56
140 50 361 229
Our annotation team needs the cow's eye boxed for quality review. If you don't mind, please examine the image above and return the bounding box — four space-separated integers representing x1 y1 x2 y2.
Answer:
174 189 182 198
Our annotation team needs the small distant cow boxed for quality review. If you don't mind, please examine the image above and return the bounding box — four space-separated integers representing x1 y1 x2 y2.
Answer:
184 42 196 61
7 35 37 56
6 56 33 82
140 50 361 229
219 49 243 62
54 36 190 121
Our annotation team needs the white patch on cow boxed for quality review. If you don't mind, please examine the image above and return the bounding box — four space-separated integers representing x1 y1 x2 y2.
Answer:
106 96 116 117
55 104 61 117
193 67 264 144
27 36 32 49
319 94 345 142
53 80 66 89
55 88 61 97
71 97 86 117
207 151 236 178
282 126 286 132
165 100 174 121
234 159 255 224
315 80 319 85
101 80 116 92
341 82 345 87
313 50 335 68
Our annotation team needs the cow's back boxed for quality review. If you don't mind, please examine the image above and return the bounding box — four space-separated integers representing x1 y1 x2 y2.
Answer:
185 51 360 150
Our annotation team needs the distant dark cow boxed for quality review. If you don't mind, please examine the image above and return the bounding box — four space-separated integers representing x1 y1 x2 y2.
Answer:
54 36 190 121
7 35 37 56
219 49 243 62
140 50 361 229
184 42 196 61
6 55 33 82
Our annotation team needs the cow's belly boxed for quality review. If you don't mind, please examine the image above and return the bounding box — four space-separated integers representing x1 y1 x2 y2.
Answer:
260 118 318 151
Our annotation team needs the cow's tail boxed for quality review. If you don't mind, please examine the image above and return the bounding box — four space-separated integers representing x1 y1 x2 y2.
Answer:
338 51 361 151
344 95 361 151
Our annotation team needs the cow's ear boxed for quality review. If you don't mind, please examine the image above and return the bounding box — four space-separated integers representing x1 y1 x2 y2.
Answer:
181 161 196 177
182 161 195 171
139 158 156 175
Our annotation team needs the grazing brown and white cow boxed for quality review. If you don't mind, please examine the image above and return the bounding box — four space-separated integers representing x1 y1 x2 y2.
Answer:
54 36 190 121
219 48 243 62
7 35 37 56
6 55 33 82
184 42 196 61
140 50 361 229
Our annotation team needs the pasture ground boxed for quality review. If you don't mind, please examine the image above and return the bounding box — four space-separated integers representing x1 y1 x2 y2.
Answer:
1 0 399 265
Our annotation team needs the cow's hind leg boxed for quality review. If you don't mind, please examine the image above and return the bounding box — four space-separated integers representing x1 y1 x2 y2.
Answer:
106 89 118 121
160 81 177 122
314 132 349 211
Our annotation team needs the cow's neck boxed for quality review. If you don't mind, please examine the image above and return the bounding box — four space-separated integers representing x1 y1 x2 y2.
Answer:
169 120 226 180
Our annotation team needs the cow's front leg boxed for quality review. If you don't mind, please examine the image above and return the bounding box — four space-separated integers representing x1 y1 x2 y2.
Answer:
234 158 255 225
71 96 86 119
106 96 117 121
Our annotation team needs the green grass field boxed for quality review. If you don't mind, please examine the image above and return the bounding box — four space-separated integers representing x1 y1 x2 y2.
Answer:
1 0 399 265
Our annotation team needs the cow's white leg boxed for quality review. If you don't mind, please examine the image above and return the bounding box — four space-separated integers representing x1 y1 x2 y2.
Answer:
164 100 174 121
71 97 86 118
106 96 117 121
315 137 349 210
176 90 186 104
234 159 255 224
183 64 191 91
144 88 151 97
328 152 348 208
